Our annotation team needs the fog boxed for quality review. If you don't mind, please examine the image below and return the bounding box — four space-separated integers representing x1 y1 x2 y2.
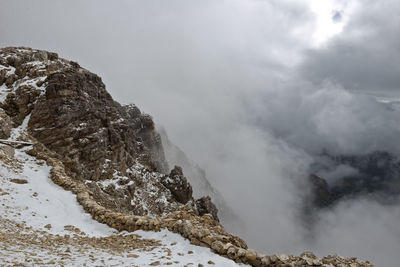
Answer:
1 0 400 265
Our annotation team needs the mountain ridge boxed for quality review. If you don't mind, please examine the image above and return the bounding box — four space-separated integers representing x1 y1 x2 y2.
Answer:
0 46 374 267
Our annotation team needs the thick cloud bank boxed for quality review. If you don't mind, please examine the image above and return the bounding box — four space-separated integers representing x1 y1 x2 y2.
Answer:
1 0 399 265
302 0 400 94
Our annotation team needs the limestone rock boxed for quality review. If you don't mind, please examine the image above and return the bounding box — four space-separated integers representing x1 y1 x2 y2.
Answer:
0 47 181 217
161 166 193 204
195 196 219 221
0 144 14 158
0 109 12 139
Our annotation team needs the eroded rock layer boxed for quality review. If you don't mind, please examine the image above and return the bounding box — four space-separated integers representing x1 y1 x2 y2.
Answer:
0 46 196 217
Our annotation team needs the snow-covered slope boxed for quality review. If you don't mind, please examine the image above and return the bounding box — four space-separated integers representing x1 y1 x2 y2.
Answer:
0 143 245 266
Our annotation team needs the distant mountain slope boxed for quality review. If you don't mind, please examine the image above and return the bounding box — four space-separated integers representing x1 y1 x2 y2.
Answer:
308 150 400 210
159 126 240 223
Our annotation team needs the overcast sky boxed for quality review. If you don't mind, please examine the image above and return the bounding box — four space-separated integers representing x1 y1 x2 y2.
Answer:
1 0 400 265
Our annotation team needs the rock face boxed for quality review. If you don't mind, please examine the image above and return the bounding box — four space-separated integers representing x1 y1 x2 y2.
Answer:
29 65 168 178
161 166 193 204
195 196 219 221
0 47 197 217
0 109 12 139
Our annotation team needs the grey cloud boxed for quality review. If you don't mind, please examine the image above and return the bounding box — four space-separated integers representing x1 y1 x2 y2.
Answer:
300 0 400 94
332 11 342 23
1 0 400 265
310 197 400 266
246 80 400 156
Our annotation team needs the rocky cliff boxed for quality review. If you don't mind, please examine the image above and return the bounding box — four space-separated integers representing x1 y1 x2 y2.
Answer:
0 47 374 267
0 46 201 217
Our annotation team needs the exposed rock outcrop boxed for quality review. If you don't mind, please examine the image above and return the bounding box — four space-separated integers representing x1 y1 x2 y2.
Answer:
195 196 219 222
0 46 188 217
0 109 12 139
161 166 193 204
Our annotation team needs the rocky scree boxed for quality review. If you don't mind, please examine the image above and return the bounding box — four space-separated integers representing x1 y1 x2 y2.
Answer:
161 166 193 204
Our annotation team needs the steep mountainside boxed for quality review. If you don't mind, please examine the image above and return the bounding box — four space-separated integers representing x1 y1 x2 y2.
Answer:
0 47 374 267
308 151 400 210
0 46 197 217
159 127 240 223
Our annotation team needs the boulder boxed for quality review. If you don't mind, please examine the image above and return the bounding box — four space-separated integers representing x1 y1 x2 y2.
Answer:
161 166 193 204
0 69 6 86
195 196 219 221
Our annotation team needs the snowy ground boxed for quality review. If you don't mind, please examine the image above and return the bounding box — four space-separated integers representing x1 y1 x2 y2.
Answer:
0 145 246 266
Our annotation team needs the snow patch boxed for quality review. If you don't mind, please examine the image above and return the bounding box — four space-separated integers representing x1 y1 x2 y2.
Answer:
9 114 31 141
0 148 115 237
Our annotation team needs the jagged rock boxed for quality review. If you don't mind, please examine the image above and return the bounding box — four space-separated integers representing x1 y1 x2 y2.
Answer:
2 85 42 125
5 74 16 88
124 104 141 119
0 47 180 217
195 196 219 221
161 166 193 204
0 69 7 86
0 109 12 139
